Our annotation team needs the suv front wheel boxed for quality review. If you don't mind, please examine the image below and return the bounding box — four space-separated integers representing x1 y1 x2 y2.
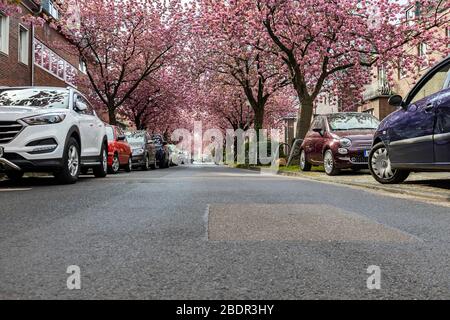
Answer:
369 142 410 184
55 137 80 184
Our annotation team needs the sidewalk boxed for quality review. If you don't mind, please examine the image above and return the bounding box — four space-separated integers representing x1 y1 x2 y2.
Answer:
250 166 450 204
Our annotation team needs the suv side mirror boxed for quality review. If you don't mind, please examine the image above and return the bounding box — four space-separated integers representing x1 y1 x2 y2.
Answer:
388 95 405 108
117 135 126 141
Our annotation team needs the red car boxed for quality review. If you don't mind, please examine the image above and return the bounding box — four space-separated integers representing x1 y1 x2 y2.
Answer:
106 125 132 174
300 113 380 176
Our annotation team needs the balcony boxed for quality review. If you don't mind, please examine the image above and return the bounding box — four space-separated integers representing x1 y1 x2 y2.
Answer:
363 82 393 101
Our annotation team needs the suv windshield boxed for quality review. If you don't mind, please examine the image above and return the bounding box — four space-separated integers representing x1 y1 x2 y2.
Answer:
0 88 69 109
328 113 380 131
126 132 145 144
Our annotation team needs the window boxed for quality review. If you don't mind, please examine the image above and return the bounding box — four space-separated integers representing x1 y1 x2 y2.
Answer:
18 25 29 64
410 63 450 104
328 113 380 131
79 58 87 74
0 88 69 109
405 6 416 26
34 39 78 87
74 95 94 115
418 43 428 70
43 0 60 20
398 58 408 79
0 13 9 55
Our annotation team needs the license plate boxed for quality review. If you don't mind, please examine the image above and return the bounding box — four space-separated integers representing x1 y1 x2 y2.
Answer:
364 150 370 157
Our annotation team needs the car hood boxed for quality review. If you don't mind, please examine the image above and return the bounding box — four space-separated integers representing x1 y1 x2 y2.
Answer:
0 106 68 121
331 130 376 140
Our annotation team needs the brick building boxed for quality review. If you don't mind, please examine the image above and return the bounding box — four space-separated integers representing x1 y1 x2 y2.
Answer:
0 0 85 89
358 5 450 120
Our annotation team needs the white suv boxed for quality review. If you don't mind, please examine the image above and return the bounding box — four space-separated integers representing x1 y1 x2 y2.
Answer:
0 87 108 184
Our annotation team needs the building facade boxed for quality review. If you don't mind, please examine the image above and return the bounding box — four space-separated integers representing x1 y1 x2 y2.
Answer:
359 4 450 120
0 0 84 89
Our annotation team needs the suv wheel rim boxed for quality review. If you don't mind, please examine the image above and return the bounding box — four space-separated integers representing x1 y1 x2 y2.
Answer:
371 147 394 180
324 151 334 174
112 156 120 172
68 145 79 177
300 151 306 169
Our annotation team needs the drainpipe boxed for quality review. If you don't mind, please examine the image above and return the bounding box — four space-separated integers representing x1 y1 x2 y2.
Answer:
29 3 43 86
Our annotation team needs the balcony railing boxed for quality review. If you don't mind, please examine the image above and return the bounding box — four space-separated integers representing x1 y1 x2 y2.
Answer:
363 82 393 101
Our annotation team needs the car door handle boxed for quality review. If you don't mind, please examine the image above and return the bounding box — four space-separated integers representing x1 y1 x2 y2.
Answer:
424 104 434 112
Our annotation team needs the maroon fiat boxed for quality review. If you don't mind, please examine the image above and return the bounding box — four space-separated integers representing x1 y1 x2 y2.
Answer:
300 113 380 175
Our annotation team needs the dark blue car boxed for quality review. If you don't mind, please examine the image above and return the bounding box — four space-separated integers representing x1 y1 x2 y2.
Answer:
369 56 450 184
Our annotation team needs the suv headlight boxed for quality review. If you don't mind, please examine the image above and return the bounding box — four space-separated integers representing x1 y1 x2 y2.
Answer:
22 113 66 125
340 138 352 148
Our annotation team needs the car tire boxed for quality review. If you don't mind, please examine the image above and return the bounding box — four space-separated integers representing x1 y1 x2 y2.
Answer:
300 150 312 172
6 171 24 182
141 154 150 171
125 156 132 172
93 144 108 178
150 158 157 170
54 137 80 184
324 149 340 176
369 142 410 184
109 153 120 174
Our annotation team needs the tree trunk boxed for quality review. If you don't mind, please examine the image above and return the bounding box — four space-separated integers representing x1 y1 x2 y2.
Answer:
296 99 314 140
108 106 117 125
254 106 265 132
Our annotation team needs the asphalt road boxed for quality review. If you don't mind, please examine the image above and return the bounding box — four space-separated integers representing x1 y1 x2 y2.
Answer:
0 165 449 299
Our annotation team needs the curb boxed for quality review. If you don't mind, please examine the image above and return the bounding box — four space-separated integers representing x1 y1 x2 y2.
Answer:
240 166 449 203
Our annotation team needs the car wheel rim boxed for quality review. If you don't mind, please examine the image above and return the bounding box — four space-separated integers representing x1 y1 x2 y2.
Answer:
371 147 394 180
68 145 79 177
102 150 107 172
113 156 120 172
300 151 306 169
324 152 334 174
129 158 132 168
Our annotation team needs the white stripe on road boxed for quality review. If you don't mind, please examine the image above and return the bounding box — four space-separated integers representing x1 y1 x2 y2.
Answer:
0 188 32 192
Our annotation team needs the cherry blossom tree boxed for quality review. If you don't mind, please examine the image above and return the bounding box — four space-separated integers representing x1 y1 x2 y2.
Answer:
56 0 184 125
257 0 449 139
191 0 291 132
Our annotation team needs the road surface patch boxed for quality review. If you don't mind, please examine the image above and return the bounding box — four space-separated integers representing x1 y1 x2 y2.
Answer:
207 204 419 242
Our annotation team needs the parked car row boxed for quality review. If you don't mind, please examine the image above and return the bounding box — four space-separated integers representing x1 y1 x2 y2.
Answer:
0 86 178 185
300 56 450 184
